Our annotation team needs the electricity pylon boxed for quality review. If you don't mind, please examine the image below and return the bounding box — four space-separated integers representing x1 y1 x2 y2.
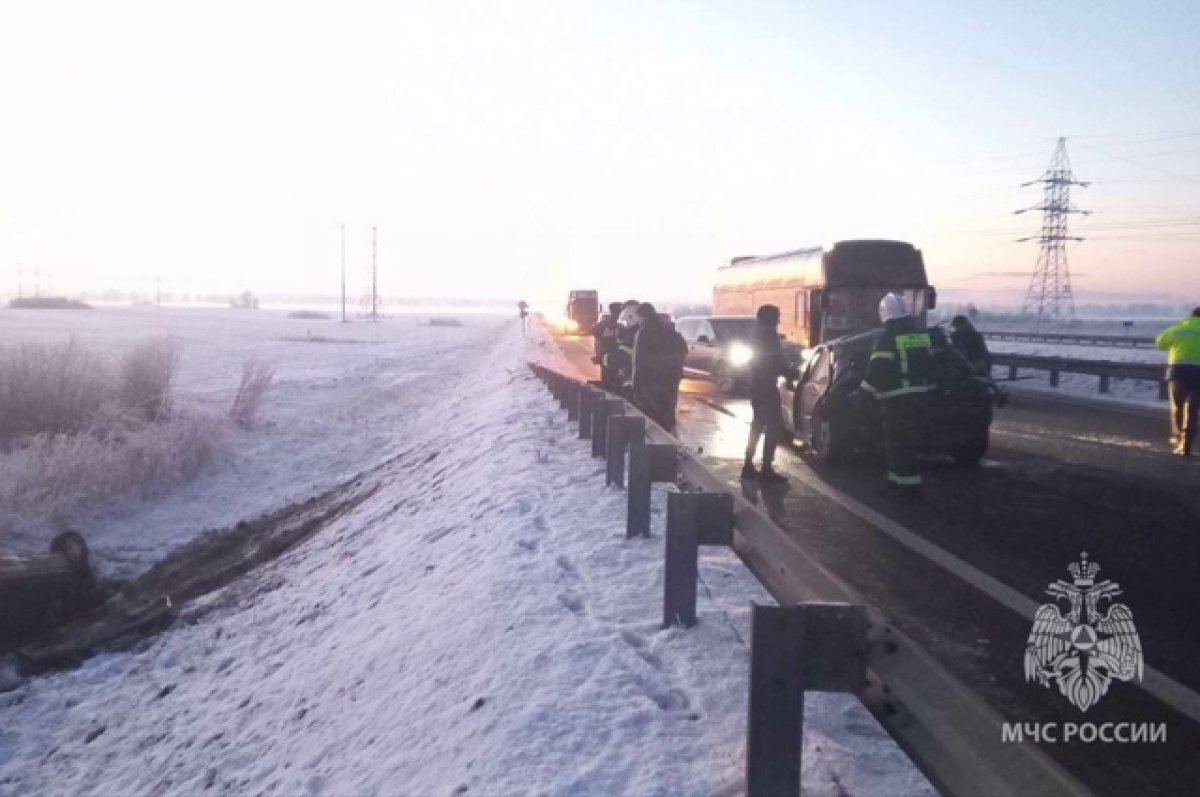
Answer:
1015 137 1089 327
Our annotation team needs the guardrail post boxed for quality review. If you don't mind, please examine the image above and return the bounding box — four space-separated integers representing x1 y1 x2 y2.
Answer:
578 388 596 440
1050 369 1059 388
606 414 645 488
1099 374 1111 393
566 381 580 421
663 492 734 628
745 602 868 797
592 398 621 458
1008 364 1017 381
627 442 677 539
557 375 571 410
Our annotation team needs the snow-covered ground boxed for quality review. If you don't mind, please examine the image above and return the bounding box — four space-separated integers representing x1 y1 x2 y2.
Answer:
0 317 932 796
0 306 501 578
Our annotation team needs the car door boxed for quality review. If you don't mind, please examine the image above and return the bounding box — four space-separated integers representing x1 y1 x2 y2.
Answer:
677 320 700 372
693 320 718 374
797 348 831 436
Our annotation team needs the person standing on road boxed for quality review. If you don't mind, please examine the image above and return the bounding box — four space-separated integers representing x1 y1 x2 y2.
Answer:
627 302 687 432
949 315 991 377
610 299 641 385
860 293 934 501
592 302 623 391
1156 307 1200 456
742 304 799 484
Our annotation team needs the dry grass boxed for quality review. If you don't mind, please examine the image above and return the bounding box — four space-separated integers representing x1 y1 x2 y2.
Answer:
0 337 272 512
0 339 113 446
119 337 182 421
231 359 275 426
4 411 228 510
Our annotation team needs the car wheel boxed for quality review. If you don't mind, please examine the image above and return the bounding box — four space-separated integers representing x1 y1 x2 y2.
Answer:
810 412 845 465
713 361 736 394
949 429 989 467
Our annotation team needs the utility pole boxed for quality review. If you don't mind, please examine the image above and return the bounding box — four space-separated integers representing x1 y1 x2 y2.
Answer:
156 275 162 306
1016 137 1089 329
340 223 347 323
17 262 22 299
370 225 379 322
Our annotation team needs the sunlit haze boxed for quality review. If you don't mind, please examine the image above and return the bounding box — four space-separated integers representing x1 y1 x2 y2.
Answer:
2 1 1199 309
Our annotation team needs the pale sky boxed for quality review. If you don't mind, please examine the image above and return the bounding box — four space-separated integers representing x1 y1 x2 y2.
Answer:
2 0 1199 308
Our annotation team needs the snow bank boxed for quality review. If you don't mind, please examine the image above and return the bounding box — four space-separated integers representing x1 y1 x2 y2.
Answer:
0 319 932 796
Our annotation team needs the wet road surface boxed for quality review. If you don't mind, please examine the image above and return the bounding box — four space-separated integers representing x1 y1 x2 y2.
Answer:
552 333 1200 796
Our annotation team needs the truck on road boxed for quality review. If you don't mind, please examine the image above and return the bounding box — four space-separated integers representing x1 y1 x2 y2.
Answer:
713 240 937 349
565 290 599 335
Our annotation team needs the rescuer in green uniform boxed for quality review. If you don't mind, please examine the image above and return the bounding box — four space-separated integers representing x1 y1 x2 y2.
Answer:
1156 307 1200 456
860 293 934 501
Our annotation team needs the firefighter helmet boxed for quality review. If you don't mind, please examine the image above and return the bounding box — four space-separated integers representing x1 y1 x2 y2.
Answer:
879 293 910 323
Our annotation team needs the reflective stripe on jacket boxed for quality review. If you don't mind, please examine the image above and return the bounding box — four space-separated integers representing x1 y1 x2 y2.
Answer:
860 319 934 400
1156 316 1200 367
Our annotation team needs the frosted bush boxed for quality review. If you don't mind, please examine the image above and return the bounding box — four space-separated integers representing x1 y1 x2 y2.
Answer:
0 339 113 446
4 411 228 512
231 359 275 426
119 336 182 421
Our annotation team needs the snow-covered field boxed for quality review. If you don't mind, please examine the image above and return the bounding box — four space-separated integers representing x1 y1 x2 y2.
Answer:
0 313 932 796
986 340 1168 406
0 306 499 578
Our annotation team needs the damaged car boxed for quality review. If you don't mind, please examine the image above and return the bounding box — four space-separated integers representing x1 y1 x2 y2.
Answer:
781 326 1003 466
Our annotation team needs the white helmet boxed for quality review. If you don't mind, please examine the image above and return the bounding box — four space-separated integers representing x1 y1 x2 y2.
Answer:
879 293 910 323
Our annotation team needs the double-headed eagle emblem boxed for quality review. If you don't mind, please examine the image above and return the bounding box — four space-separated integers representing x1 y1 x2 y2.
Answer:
1024 552 1143 712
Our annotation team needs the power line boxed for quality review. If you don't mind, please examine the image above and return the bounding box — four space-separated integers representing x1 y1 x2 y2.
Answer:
1017 137 1088 327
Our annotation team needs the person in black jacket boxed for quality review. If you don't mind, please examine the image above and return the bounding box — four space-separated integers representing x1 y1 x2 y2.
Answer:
949 315 991 377
628 302 687 432
591 302 623 390
742 305 799 483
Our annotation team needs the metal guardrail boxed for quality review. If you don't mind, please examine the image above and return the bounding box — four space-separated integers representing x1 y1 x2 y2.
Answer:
983 330 1158 348
528 362 1089 797
991 352 1168 399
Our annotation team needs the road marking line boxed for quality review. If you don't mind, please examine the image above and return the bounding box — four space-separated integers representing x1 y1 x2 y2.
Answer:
687 396 1200 727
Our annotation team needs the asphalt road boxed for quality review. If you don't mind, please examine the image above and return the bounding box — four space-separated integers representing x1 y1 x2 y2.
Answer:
552 333 1200 796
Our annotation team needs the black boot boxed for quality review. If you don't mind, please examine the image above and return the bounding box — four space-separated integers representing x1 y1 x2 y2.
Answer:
740 462 759 480
759 465 787 484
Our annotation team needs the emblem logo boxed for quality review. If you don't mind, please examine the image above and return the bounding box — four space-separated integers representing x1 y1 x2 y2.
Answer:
1024 552 1143 711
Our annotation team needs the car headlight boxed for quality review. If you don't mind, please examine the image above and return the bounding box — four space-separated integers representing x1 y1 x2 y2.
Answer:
728 343 754 367
565 319 579 332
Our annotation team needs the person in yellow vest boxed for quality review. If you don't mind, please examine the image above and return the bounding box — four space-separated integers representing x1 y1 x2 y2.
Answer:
1156 307 1200 456
860 294 934 501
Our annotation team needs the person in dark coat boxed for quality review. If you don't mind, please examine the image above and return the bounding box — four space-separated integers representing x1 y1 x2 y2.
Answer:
628 302 687 432
949 315 991 376
742 305 799 483
592 302 624 391
608 299 640 385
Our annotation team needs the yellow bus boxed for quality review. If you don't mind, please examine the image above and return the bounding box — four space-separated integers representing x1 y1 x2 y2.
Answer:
713 239 937 349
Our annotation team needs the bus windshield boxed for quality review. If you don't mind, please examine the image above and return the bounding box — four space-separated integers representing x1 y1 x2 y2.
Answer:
825 288 928 337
